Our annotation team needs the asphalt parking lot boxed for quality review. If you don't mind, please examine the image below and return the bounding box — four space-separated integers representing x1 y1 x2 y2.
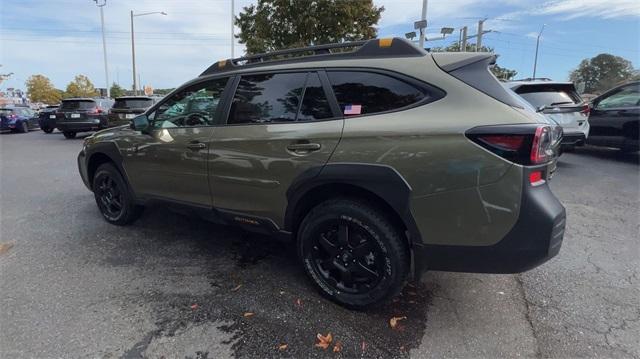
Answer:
1 130 638 358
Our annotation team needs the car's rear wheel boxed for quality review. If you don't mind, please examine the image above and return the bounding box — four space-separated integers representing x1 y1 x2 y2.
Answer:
93 163 143 225
63 131 76 139
19 122 29 133
297 198 409 308
42 127 54 134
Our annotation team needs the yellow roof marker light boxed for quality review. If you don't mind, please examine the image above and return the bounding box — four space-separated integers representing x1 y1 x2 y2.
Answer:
379 38 393 48
217 60 227 69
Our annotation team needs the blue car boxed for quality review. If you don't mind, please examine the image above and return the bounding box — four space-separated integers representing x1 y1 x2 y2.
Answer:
0 107 40 133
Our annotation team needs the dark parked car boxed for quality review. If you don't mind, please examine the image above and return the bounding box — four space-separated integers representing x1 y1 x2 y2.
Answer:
38 105 60 133
55 98 114 139
587 81 639 152
0 106 39 133
107 96 157 128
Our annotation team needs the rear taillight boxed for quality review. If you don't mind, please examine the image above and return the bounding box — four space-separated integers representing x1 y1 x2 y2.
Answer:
580 104 590 117
466 124 555 166
89 107 103 114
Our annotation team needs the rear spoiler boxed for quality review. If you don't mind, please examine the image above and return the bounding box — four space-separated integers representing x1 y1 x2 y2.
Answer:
431 52 523 109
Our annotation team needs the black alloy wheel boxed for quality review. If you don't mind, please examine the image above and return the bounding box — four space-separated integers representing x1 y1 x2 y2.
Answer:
95 174 124 221
92 163 143 225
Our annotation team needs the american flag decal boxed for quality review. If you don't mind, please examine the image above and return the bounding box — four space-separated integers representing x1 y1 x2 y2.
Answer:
344 104 362 115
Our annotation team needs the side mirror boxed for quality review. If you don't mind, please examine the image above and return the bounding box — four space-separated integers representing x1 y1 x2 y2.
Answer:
130 115 150 133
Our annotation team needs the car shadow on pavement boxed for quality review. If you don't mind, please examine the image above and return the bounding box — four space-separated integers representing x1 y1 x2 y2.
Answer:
99 205 431 358
570 145 639 165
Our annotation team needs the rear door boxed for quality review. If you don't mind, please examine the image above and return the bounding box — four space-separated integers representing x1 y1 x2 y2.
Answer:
123 77 231 206
208 71 343 226
589 83 640 145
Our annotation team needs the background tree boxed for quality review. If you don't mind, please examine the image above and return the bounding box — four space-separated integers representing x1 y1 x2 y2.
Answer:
64 75 98 98
235 0 383 54
25 75 62 104
110 83 126 98
0 64 13 85
569 54 637 94
430 42 518 81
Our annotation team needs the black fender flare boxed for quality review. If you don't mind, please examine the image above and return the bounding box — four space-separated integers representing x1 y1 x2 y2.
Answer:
84 141 131 192
285 162 422 245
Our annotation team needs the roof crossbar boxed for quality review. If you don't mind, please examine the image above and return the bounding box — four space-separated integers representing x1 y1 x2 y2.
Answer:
200 37 425 76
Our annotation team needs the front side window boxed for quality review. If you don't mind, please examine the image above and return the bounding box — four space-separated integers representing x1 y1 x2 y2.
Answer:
327 71 425 116
152 78 228 128
597 85 640 109
228 73 307 124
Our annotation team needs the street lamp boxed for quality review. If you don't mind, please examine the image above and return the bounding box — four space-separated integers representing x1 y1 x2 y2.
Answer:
532 24 546 79
94 0 110 98
130 10 167 95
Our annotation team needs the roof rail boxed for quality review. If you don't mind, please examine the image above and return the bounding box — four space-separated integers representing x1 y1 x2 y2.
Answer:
200 37 425 76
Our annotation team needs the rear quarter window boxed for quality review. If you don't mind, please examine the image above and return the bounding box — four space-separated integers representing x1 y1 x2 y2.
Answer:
327 71 426 116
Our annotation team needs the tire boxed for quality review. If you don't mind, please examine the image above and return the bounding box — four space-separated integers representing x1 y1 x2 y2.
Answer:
19 121 29 133
92 163 143 225
43 127 54 134
297 198 409 308
63 131 76 139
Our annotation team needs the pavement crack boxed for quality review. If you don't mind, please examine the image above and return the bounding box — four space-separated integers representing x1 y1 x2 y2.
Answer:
515 274 542 358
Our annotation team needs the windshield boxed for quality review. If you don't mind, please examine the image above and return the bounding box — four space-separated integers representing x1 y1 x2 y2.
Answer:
515 84 582 108
113 98 153 109
60 100 96 110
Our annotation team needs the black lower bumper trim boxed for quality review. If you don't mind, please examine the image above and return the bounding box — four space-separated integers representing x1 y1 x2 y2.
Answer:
561 132 586 146
414 166 566 274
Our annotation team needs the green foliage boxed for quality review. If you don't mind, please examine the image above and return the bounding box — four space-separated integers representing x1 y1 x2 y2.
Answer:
64 75 98 98
235 0 384 54
569 54 637 94
25 74 61 104
0 64 13 85
430 42 518 81
110 83 126 98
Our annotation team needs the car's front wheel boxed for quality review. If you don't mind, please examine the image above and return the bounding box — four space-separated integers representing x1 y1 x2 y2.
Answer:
19 121 29 133
63 131 76 139
297 198 409 308
42 127 54 134
92 163 143 225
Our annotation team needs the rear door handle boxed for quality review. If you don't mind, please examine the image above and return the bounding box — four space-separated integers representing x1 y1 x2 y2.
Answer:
287 143 321 152
187 142 207 150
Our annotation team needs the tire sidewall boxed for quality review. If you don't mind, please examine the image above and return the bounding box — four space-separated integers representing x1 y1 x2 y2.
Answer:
298 200 406 307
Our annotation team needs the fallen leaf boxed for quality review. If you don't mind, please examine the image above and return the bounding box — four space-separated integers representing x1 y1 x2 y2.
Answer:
295 298 303 308
400 345 406 352
278 343 288 351
389 316 407 329
333 341 343 353
243 312 255 318
230 284 242 292
0 242 14 255
190 304 198 310
361 340 367 352
315 332 333 350
279 291 285 295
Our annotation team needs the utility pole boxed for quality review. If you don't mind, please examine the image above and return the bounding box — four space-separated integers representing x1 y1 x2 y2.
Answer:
418 0 428 48
532 24 546 78
231 0 235 58
461 26 468 51
476 19 485 52
94 0 110 98
130 10 136 95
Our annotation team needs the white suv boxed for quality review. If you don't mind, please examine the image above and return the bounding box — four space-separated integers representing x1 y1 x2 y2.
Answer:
508 79 590 150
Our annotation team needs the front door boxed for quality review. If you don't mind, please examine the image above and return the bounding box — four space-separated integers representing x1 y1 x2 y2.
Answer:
124 77 230 206
590 83 640 145
208 71 343 227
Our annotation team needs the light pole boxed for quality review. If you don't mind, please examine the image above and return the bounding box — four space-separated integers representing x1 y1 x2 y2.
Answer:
130 10 167 95
231 0 235 58
532 24 546 79
94 0 110 98
418 0 428 48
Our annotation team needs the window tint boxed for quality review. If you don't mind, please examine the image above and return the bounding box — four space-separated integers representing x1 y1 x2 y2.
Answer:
327 71 425 116
61 100 96 110
297 73 333 121
114 98 153 109
228 73 307 124
153 78 228 128
597 85 640 109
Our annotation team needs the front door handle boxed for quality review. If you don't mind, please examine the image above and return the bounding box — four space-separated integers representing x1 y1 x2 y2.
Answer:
287 142 321 152
187 142 207 150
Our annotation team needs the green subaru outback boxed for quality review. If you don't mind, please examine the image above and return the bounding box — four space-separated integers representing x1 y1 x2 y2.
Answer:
78 38 565 308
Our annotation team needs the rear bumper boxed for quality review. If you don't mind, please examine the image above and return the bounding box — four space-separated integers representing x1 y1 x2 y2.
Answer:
414 166 565 274
57 120 104 132
561 132 586 146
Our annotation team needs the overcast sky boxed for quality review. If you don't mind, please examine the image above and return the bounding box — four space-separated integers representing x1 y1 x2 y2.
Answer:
1 0 638 92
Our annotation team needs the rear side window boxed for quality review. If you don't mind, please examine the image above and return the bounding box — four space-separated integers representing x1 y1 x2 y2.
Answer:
113 98 153 109
327 71 425 116
60 100 95 110
515 85 582 108
228 73 307 124
597 85 640 109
